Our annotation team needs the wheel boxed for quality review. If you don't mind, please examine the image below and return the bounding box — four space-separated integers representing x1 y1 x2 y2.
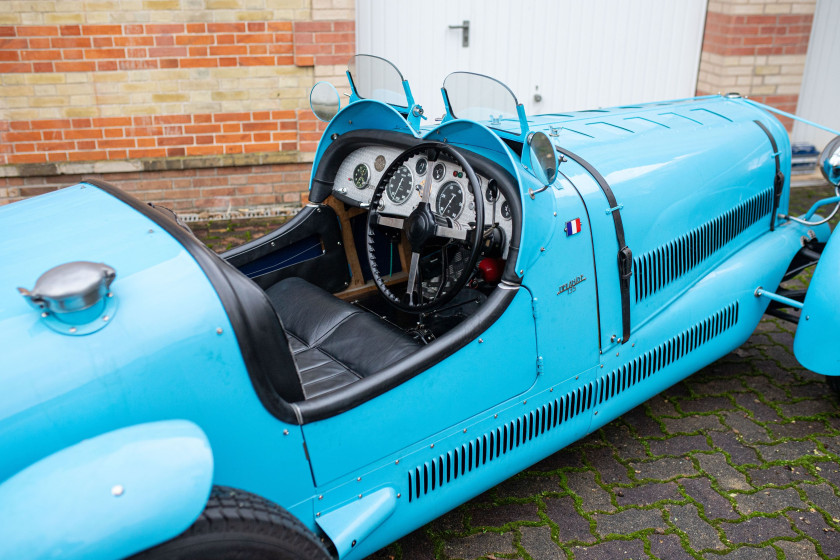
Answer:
132 485 331 560
826 376 840 395
366 142 485 312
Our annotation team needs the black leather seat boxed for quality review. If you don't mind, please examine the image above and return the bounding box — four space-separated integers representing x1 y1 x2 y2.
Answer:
266 277 419 399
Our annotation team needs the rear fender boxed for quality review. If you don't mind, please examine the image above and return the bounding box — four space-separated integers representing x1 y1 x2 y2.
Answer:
794 228 840 375
0 420 213 560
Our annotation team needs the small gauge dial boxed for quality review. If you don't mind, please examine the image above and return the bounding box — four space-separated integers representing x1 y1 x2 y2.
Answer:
485 179 499 203
415 158 428 175
500 200 512 220
353 163 370 189
386 165 413 205
436 181 464 220
374 155 387 172
432 163 446 181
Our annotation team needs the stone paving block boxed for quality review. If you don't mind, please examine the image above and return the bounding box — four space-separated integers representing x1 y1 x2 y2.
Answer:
789 381 833 400
746 464 816 488
391 529 436 560
624 406 665 437
720 514 795 545
721 411 771 443
679 396 734 414
593 507 666 536
688 376 744 396
649 533 694 560
584 446 631 484
544 495 596 544
443 531 515 560
630 457 697 481
745 374 791 402
734 393 783 422
787 510 840 558
519 526 566 560
494 474 561 499
816 437 840 457
571 538 647 560
814 459 840 490
779 398 839 418
696 453 751 491
756 440 821 463
680 477 740 520
774 539 820 560
768 420 829 439
648 394 680 417
615 481 682 507
702 546 777 560
649 434 711 457
804 483 840 520
735 487 807 515
708 432 761 466
666 503 725 550
663 414 726 435
564 471 615 513
602 423 647 461
430 507 468 534
469 502 540 528
763 344 798 366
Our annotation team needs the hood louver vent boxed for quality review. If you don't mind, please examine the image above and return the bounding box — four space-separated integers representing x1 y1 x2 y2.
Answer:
634 189 773 302
596 301 739 406
407 383 595 502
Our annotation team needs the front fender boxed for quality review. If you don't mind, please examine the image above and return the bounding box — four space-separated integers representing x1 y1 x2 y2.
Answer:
795 227 840 376
0 420 213 560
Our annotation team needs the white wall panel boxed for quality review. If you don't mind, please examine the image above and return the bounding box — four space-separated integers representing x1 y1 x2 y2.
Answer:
357 0 708 121
793 0 840 151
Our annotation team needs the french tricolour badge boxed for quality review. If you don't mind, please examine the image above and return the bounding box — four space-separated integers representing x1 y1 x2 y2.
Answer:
565 218 582 236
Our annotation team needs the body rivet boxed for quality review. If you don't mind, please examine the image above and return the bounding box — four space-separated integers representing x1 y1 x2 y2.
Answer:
102 315 109 322
395 459 399 464
358 494 362 499
319 495 323 500
148 229 154 234
111 485 124 497
430 444 434 448
550 388 553 392
463 428 467 433
69 327 77 334
494 414 498 418
316 512 321 517
283 429 289 435
357 477 361 481
478 338 484 343
216 327 223 335
540 247 545 252
397 493 401 498
523 400 527 404
41 312 48 318
616 352 619 356
553 212 557 216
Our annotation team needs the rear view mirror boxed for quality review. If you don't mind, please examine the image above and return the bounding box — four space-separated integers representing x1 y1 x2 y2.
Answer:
310 81 341 122
528 131 557 186
819 135 840 186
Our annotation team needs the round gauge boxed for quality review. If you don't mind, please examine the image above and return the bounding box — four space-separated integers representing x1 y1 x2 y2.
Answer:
415 158 428 176
432 162 446 181
485 180 499 203
386 165 413 205
374 155 387 172
436 181 464 220
500 200 512 220
352 163 370 189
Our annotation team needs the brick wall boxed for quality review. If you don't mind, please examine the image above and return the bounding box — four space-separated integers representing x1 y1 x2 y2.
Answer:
0 0 354 211
697 0 816 129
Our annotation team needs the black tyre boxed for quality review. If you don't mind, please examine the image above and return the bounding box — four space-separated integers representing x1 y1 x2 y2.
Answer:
133 485 331 560
827 376 840 395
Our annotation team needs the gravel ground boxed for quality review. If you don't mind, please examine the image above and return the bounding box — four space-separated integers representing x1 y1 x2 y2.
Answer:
191 181 840 560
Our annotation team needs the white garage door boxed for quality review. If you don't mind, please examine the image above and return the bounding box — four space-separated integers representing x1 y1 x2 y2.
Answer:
793 0 840 151
356 0 709 121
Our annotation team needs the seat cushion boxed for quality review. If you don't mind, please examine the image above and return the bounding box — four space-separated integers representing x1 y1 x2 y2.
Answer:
266 277 419 399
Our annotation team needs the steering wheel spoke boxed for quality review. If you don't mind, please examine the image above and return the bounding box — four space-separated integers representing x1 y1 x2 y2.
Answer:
371 211 405 230
433 223 468 241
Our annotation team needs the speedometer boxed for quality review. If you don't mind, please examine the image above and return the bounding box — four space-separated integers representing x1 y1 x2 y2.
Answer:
353 163 370 189
386 165 413 205
436 181 464 220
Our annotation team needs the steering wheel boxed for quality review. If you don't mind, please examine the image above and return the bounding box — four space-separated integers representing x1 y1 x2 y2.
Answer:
366 142 485 312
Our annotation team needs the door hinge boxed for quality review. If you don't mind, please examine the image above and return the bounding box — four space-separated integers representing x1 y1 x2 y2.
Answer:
536 355 544 375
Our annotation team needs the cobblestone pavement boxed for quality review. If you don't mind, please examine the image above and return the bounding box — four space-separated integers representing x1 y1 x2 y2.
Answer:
191 185 840 559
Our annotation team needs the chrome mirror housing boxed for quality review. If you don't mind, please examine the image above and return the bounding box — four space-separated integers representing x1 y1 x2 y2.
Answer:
819 135 840 186
309 81 341 122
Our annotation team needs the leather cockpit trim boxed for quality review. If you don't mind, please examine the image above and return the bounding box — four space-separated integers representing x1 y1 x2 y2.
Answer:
86 178 302 424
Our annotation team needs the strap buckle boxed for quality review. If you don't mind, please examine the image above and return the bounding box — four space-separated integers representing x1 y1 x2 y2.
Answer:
618 246 633 280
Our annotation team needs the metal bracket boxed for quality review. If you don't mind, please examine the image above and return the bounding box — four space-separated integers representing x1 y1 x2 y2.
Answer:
448 20 470 47
605 203 624 215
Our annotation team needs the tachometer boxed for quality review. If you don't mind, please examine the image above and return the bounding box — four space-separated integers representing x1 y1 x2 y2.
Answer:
415 158 428 176
353 163 370 189
432 163 446 181
500 200 512 220
436 181 464 220
386 165 413 205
